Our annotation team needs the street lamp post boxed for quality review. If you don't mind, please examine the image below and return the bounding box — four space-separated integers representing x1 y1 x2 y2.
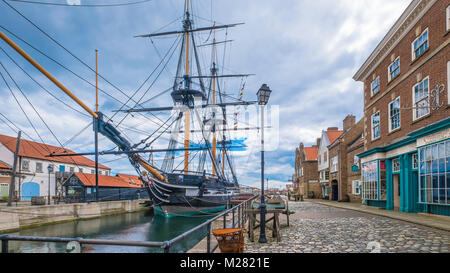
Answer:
257 83 272 244
47 164 54 205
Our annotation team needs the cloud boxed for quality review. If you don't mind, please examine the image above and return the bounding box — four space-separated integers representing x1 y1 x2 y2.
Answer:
0 0 411 187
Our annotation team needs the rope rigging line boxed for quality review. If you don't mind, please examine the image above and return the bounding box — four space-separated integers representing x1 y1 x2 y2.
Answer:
0 66 53 154
0 61 102 186
114 34 182 127
0 60 66 155
0 3 172 131
8 0 153 7
0 115 18 134
0 111 62 159
0 26 170 133
0 45 91 119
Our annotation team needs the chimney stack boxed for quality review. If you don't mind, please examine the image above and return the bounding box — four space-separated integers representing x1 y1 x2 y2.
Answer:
343 114 356 131
316 138 321 147
327 127 339 131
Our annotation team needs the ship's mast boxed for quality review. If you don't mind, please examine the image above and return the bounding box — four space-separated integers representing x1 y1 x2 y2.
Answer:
184 0 191 174
211 27 217 176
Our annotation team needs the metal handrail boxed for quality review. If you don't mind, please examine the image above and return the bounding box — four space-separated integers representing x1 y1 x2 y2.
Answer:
0 195 258 253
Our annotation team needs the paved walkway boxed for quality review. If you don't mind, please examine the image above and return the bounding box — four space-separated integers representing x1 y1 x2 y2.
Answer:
244 201 450 253
310 199 450 232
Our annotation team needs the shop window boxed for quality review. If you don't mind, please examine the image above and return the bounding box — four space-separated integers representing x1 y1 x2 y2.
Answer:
362 161 378 200
388 57 400 81
418 140 450 204
380 160 387 200
411 29 429 61
412 77 430 120
389 97 401 132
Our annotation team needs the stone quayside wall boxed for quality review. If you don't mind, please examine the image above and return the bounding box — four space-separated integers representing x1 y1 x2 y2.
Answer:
0 200 147 233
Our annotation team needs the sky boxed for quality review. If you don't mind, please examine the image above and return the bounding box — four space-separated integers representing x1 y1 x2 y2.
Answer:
0 0 412 190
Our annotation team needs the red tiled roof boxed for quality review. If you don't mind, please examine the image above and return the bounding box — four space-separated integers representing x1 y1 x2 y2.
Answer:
304 146 318 161
326 130 344 144
0 161 11 169
0 134 110 170
73 173 143 188
116 173 146 188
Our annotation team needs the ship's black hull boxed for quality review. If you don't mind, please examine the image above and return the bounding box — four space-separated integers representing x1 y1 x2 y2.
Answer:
145 175 236 218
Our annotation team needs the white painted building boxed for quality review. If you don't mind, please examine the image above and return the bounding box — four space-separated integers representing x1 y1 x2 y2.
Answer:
317 128 343 198
0 134 111 201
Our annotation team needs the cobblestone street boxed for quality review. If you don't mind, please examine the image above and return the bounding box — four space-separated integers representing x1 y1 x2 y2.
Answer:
244 201 450 253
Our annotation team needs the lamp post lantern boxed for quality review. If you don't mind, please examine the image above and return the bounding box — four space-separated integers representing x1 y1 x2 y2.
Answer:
47 164 54 205
257 83 271 244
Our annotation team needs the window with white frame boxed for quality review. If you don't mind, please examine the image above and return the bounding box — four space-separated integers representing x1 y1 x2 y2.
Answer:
362 161 378 200
447 5 450 31
371 112 380 140
412 153 418 169
418 140 450 204
411 28 429 61
36 162 43 173
70 167 74 173
352 180 361 195
371 76 380 96
354 155 359 167
389 97 401 131
22 160 30 171
413 77 430 120
91 170 94 174
331 156 338 172
388 57 400 81
392 158 400 172
79 168 83 173
447 61 450 105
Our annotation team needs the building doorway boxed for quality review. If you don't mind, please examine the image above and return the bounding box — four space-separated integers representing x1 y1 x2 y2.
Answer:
331 180 338 201
21 182 40 200
393 174 400 211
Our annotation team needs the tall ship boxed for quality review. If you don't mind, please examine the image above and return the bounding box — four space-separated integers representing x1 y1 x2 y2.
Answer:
0 0 254 217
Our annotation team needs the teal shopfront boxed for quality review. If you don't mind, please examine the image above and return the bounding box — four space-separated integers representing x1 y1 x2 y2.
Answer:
359 117 450 216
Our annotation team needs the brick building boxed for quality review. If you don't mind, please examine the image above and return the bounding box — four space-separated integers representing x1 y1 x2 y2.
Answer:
346 121 365 203
353 0 450 216
327 115 364 202
294 143 320 198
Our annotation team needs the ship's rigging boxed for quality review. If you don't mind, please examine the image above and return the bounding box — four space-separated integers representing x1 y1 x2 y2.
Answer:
0 0 258 216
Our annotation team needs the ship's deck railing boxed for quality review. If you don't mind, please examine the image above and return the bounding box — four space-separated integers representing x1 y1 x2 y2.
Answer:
0 195 258 253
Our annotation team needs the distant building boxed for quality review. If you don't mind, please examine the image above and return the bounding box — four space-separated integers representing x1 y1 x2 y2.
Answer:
295 142 320 198
353 0 449 216
327 115 364 202
64 173 148 202
317 128 344 199
0 134 111 201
